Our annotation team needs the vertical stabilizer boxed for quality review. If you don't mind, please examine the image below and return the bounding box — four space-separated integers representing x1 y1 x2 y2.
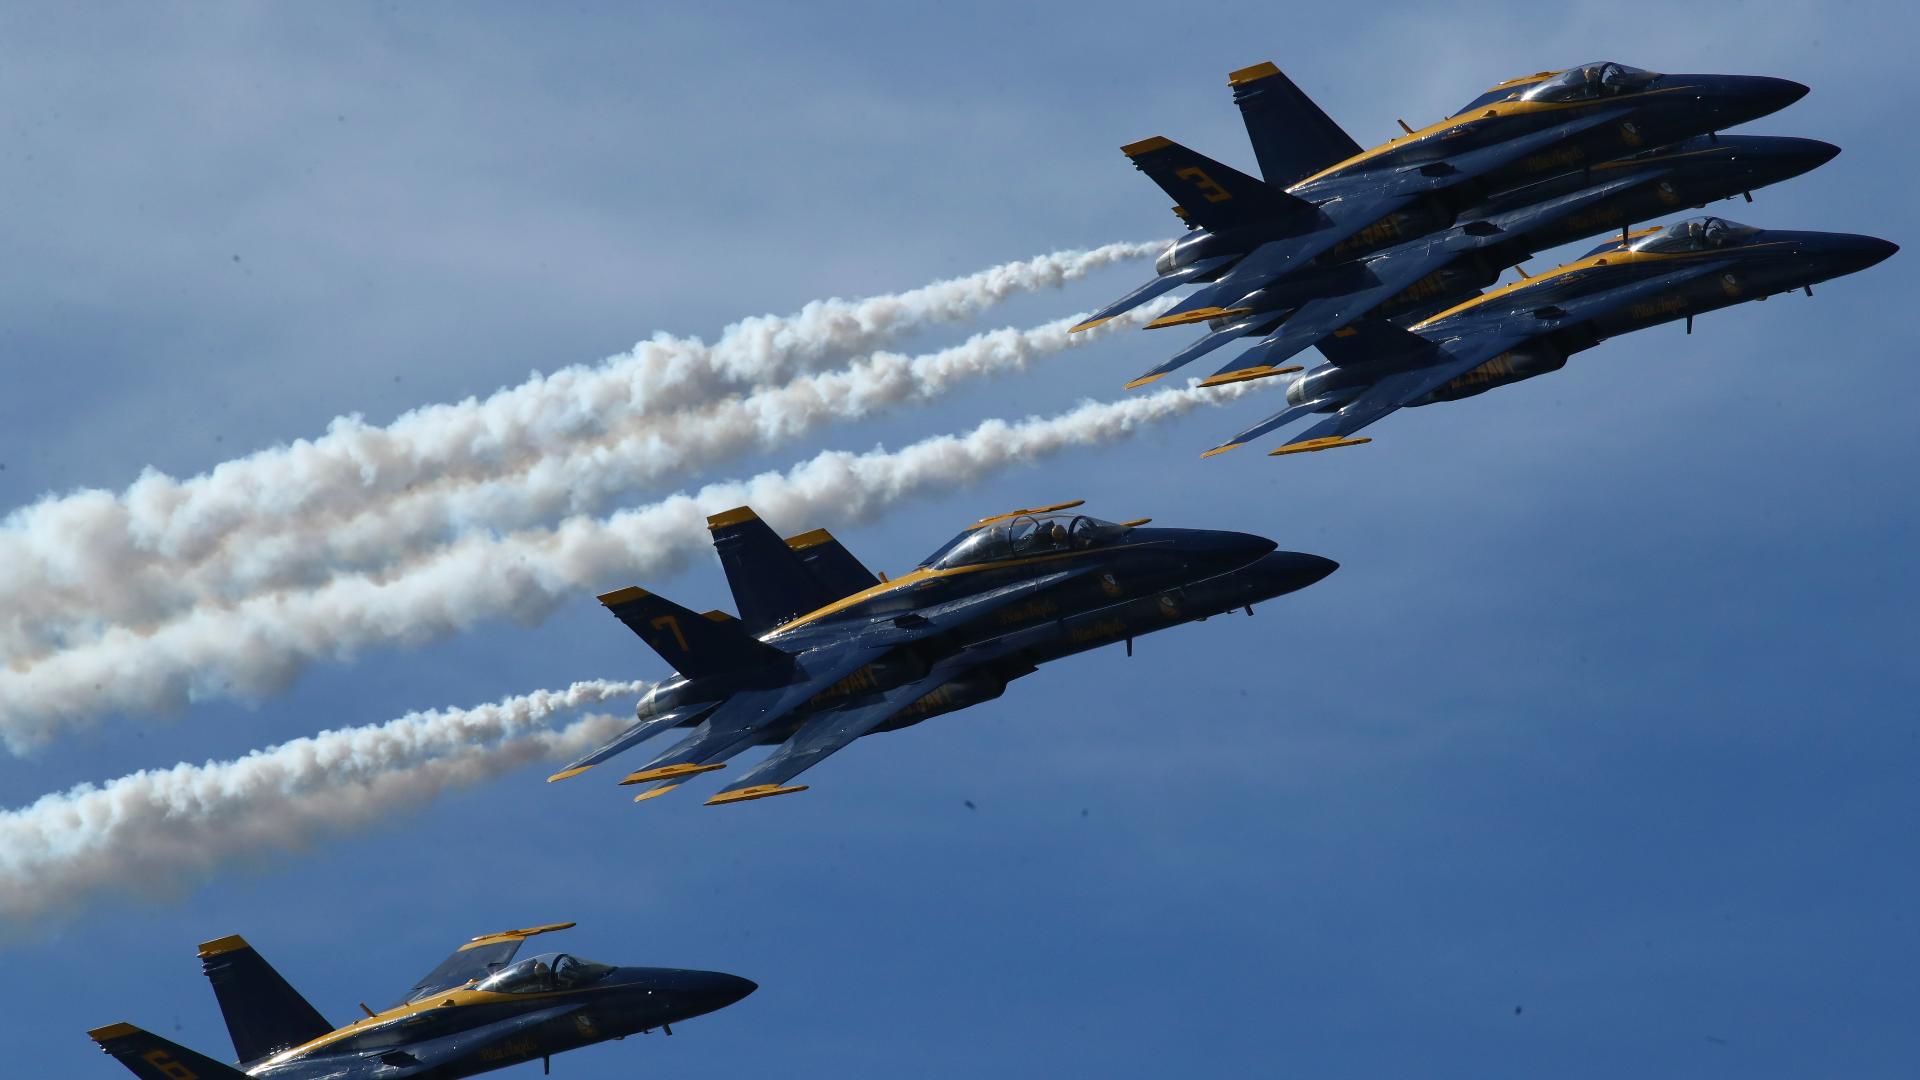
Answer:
708 507 843 633
197 935 333 1065
1229 62 1362 187
785 528 881 598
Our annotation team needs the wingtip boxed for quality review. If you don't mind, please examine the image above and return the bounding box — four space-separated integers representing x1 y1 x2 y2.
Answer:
1197 364 1303 389
633 783 681 803
1268 436 1372 457
1123 372 1167 391
705 784 810 806
1069 315 1114 334
619 762 725 786
1199 443 1242 459
1145 309 1224 330
546 765 593 783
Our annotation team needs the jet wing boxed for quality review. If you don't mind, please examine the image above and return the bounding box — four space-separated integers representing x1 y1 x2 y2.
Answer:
547 700 718 782
1264 259 1738 455
396 923 576 1006
704 671 956 804
617 646 891 793
1071 256 1238 334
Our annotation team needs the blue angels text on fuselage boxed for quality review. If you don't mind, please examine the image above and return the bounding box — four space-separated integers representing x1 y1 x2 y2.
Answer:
552 502 1337 805
89 923 755 1080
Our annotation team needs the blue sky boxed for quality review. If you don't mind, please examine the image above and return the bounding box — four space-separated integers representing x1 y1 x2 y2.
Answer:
2 2 1915 1077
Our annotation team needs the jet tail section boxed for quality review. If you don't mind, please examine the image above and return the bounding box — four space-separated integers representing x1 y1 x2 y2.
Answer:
1122 137 1312 232
89 1023 250 1080
708 507 844 634
785 528 880 598
1229 62 1362 187
598 587 791 678
197 935 332 1066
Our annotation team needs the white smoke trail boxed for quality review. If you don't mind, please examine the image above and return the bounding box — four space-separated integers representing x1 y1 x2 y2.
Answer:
0 681 644 923
5 302 1166 657
0 381 1267 748
0 242 1157 659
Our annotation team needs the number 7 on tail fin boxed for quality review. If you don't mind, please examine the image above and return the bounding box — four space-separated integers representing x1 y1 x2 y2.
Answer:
597 586 791 679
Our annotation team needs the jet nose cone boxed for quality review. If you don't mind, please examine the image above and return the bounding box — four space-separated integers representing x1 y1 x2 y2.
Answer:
1218 530 1279 568
707 972 758 1008
1271 551 1339 591
1709 74 1810 125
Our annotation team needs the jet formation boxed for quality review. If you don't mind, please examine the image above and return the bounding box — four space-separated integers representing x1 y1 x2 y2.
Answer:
1078 61 1896 455
548 502 1336 804
89 923 755 1080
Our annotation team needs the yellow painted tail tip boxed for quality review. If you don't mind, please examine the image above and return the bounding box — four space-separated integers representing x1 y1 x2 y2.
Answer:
87 1023 141 1042
705 784 810 806
1268 436 1372 457
1068 315 1112 334
632 784 681 803
1120 136 1173 156
1145 309 1223 330
546 765 593 783
1228 61 1281 86
196 934 249 958
596 585 649 606
618 762 725 786
705 505 759 529
1123 372 1167 391
1200 443 1242 459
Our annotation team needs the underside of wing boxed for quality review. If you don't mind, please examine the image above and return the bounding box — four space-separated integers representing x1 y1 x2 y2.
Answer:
546 701 717 782
704 673 957 805
1071 256 1237 334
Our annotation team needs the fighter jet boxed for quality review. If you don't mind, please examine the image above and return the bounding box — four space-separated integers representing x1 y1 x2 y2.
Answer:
551 503 1337 804
1073 60 1809 334
1122 133 1840 390
88 923 755 1080
1202 215 1897 457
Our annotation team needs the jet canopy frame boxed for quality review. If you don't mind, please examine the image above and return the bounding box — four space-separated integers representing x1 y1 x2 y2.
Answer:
1629 215 1760 253
474 952 616 995
1519 62 1659 103
920 513 1131 570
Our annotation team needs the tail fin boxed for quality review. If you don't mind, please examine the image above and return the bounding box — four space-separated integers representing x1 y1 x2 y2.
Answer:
1121 137 1311 232
599 586 791 677
88 1023 249 1080
707 507 843 633
1313 317 1441 370
197 935 331 1065
1228 62 1362 187
785 528 880 598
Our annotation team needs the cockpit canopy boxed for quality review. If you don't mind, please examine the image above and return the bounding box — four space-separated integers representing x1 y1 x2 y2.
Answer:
1629 216 1760 253
1518 62 1659 103
474 952 615 995
920 513 1131 571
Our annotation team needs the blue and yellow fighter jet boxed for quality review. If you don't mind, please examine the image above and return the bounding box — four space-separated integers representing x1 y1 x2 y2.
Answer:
88 923 755 1080
1074 60 1808 333
1124 133 1840 390
551 503 1337 804
1202 216 1897 457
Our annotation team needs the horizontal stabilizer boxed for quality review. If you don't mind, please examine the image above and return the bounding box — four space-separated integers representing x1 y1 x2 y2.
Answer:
1122 136 1311 232
1071 256 1237 333
547 701 715 782
598 586 790 679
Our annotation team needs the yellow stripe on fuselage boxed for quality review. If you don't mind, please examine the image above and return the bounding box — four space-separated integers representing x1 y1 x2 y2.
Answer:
1286 83 1689 192
1409 243 1745 331
266 980 624 1065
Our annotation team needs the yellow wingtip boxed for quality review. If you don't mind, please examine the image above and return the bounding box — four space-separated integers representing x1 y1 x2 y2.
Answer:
546 765 593 783
1145 308 1224 330
633 784 681 803
1069 315 1114 334
618 762 725 786
1123 372 1167 391
1200 443 1242 459
1268 436 1372 457
705 784 810 806
1197 364 1304 389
